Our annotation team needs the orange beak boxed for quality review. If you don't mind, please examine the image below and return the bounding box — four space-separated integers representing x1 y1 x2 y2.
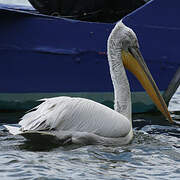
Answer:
121 47 173 123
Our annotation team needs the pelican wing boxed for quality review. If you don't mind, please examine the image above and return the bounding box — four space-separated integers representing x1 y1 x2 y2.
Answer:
19 97 131 138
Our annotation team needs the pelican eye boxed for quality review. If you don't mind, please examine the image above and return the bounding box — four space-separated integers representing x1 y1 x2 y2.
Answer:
128 47 135 59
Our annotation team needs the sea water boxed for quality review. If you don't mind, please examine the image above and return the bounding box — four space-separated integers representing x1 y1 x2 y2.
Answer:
0 88 179 179
0 0 31 6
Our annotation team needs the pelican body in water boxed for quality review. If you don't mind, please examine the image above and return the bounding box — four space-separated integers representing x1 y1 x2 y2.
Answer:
5 21 173 146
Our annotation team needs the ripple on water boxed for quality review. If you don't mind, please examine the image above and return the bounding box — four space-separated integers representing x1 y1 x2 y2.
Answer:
1 126 180 180
0 87 180 179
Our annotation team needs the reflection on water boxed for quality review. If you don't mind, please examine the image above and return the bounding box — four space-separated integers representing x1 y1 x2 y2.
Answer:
169 87 180 112
0 88 180 179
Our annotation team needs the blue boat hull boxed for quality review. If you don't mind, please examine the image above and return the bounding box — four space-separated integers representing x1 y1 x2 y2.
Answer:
0 0 179 112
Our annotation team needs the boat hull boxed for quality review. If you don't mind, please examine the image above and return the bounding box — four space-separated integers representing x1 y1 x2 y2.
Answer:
0 91 161 113
0 0 179 112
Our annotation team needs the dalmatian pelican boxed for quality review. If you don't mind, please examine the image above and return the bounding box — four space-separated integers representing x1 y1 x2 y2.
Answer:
4 20 173 146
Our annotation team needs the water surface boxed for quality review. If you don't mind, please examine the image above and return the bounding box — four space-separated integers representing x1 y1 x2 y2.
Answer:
0 88 180 179
0 0 31 6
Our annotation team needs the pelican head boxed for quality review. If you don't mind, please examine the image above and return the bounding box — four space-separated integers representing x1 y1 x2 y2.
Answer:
109 21 173 123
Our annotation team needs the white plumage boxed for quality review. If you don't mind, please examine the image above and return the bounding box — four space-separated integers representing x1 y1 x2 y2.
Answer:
20 97 131 138
5 20 172 145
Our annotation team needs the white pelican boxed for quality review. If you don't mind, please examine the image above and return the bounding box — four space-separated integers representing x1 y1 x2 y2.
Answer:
5 21 173 146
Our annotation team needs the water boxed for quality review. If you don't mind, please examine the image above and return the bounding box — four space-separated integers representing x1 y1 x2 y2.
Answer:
0 0 31 6
0 88 179 180
0 0 180 179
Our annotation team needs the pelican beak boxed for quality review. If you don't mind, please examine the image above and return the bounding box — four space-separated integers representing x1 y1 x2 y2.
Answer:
121 47 173 123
